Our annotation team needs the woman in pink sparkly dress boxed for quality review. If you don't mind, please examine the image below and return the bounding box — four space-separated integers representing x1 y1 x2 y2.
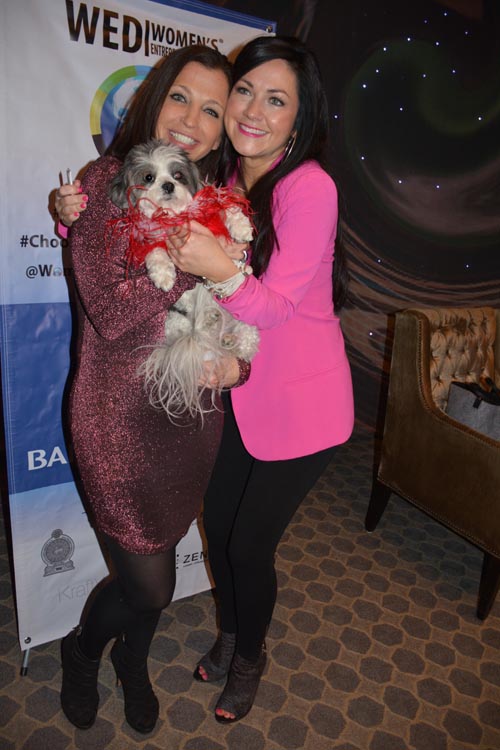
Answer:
56 46 249 734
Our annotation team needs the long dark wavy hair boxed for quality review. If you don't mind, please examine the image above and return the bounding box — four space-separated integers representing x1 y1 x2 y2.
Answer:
107 45 232 182
217 35 348 309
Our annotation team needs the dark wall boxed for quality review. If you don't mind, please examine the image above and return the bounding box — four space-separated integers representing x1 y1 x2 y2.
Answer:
207 0 500 431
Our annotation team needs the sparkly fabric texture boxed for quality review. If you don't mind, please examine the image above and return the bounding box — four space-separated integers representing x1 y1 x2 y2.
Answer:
68 156 224 554
233 358 252 389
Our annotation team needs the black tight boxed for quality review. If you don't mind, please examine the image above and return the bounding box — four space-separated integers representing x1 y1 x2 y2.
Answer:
204 393 336 661
79 534 176 659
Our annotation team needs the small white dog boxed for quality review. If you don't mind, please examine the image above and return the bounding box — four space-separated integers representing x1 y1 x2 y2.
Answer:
108 139 259 419
109 139 253 291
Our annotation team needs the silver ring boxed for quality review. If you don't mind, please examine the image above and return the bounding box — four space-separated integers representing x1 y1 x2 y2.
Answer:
241 249 248 263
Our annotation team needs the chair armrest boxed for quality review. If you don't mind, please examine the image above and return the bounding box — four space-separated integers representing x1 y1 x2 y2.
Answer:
378 310 500 557
495 310 500 385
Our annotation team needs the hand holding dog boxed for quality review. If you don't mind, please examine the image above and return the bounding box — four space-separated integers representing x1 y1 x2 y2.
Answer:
217 235 250 262
199 356 241 389
168 220 244 283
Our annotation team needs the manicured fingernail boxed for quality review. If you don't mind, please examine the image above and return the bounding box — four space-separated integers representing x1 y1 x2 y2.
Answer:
73 212 79 217
80 203 86 208
77 187 83 193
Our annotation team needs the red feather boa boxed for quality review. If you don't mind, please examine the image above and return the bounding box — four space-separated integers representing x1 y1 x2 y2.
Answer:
106 184 252 270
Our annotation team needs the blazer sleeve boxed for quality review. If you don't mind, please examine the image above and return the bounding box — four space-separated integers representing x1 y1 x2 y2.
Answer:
219 164 338 330
71 157 197 341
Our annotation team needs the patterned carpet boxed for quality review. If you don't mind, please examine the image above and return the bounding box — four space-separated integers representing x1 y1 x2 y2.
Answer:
0 427 499 750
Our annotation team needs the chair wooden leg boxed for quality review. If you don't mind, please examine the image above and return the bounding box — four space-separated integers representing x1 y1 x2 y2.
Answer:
365 479 392 532
477 552 500 620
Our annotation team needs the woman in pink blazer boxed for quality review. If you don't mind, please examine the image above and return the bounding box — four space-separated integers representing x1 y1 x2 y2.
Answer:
170 35 354 723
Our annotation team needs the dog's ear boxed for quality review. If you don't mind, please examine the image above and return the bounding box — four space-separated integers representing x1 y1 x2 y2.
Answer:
108 168 129 209
185 158 202 196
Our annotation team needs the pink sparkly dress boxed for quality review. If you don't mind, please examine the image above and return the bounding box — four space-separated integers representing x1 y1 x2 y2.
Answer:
68 156 224 554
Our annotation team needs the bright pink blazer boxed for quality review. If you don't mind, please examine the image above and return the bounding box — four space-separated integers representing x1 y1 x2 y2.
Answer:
221 160 354 460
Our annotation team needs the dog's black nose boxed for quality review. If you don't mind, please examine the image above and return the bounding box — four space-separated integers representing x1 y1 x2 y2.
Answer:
162 182 175 194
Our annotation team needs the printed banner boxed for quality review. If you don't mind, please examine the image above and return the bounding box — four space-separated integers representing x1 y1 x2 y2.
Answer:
0 0 275 650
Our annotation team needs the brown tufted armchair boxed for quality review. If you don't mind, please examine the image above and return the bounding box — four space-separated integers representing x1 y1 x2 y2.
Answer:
365 307 500 619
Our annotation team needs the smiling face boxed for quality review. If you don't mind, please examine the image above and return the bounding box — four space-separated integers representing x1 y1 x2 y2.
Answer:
155 61 229 164
224 58 300 184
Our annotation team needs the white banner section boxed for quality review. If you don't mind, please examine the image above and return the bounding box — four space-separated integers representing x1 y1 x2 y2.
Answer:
0 0 275 650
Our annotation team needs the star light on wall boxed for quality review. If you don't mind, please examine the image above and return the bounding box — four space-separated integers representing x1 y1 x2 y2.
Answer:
340 2 500 264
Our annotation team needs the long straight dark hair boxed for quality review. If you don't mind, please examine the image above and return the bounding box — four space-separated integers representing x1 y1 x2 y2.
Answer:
218 35 348 309
107 45 232 183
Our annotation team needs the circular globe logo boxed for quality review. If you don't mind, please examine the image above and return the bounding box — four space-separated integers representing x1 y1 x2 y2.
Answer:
90 65 151 154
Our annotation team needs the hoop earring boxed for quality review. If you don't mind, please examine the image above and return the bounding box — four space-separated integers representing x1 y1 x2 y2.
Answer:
283 133 296 161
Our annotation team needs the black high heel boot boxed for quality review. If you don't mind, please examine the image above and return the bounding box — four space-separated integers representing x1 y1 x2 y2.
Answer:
214 644 267 723
110 637 159 734
193 632 236 682
60 628 100 729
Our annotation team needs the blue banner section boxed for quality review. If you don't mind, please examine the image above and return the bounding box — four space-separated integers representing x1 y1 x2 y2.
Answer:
0 302 74 494
151 0 275 29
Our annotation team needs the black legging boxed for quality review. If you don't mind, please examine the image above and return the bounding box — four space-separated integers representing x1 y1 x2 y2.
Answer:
204 393 336 661
79 534 176 660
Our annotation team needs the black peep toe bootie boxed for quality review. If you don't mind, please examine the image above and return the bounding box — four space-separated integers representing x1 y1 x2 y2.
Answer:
193 631 236 682
214 643 267 723
60 627 100 729
110 637 159 734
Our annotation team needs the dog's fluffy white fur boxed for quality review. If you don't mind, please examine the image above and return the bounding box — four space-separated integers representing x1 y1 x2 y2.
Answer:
109 139 202 292
109 139 259 419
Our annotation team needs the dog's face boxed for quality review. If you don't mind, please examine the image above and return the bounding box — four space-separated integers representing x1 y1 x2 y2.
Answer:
109 139 201 218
